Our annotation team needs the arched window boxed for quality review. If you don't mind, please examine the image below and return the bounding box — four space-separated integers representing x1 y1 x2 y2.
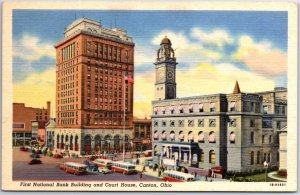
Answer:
209 150 216 164
161 131 167 141
200 150 204 162
153 130 159 140
114 135 120 147
75 135 79 151
95 135 101 151
188 131 194 142
251 151 254 165
83 135 92 154
65 135 69 142
208 131 216 143
250 132 254 144
257 151 260 164
70 135 73 150
229 131 235 144
169 131 175 141
198 131 204 143
56 134 60 148
263 153 267 162
178 131 184 142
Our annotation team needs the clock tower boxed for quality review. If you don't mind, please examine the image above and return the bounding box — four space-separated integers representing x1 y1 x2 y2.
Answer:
154 36 177 100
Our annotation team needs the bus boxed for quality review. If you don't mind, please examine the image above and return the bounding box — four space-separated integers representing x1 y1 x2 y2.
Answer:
111 161 137 175
163 170 195 182
93 159 113 169
59 162 87 175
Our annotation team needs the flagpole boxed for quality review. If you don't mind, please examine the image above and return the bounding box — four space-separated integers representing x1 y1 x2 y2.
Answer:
123 75 126 161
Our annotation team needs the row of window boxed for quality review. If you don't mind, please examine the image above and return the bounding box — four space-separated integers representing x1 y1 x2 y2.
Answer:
250 151 277 165
153 119 216 128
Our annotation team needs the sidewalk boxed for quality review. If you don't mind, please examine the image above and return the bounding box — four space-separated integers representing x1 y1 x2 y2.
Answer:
268 171 287 182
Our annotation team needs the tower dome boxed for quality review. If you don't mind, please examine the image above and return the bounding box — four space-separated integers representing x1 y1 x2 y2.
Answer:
160 36 172 45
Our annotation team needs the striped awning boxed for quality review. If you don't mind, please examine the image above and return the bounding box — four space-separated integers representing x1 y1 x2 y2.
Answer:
199 104 203 109
229 132 235 141
198 133 204 141
230 101 236 108
210 102 216 108
161 133 166 139
208 133 216 142
154 132 159 139
169 133 175 139
178 133 184 139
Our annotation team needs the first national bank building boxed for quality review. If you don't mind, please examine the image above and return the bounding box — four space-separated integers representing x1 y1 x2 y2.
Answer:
151 37 287 172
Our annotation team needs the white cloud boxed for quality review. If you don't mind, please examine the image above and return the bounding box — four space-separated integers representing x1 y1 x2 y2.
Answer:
232 35 287 76
191 27 234 49
13 34 55 63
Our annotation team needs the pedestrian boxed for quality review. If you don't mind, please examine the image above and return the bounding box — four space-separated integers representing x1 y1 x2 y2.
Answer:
205 175 208 181
142 165 146 172
139 172 143 179
194 172 197 179
158 169 161 177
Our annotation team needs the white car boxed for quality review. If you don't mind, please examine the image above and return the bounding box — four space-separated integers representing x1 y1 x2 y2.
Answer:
98 167 112 174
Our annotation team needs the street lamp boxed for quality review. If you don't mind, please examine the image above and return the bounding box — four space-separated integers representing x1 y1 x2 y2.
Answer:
263 161 269 182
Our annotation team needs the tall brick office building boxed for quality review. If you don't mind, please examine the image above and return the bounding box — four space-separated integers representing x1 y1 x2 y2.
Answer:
54 18 134 155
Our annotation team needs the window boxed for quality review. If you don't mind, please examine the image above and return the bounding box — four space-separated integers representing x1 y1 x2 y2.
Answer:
256 151 260 164
178 131 184 142
198 131 204 143
267 153 271 162
209 119 216 127
162 120 166 127
269 135 272 144
262 119 272 128
250 132 254 144
153 131 158 140
161 131 167 141
179 106 184 113
262 135 265 144
209 150 216 164
263 105 268 114
188 131 194 142
229 119 236 127
251 151 254 165
250 119 255 127
229 101 236 112
170 120 175 127
200 150 204 162
178 120 184 127
198 119 204 127
154 120 158 127
169 131 175 141
188 120 194 127
210 103 216 112
208 131 216 143
199 104 204 112
229 132 235 144
189 105 193 113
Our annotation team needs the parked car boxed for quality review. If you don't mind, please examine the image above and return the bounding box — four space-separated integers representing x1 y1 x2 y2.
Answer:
87 155 98 161
36 150 42 154
20 146 26 151
28 159 42 165
86 166 99 175
98 167 112 174
53 154 63 158
30 153 41 159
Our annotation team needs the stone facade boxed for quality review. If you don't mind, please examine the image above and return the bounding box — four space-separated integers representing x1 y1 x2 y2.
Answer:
151 37 287 172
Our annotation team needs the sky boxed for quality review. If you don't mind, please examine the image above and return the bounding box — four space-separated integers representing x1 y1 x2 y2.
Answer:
13 10 288 118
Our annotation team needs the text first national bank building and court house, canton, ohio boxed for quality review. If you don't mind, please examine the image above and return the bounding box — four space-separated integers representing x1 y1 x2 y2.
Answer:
54 18 134 155
151 37 287 172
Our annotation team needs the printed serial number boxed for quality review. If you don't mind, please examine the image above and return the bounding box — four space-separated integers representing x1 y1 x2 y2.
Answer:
269 183 286 187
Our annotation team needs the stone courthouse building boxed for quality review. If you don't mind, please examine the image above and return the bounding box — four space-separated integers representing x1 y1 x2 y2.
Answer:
54 18 134 156
151 37 287 172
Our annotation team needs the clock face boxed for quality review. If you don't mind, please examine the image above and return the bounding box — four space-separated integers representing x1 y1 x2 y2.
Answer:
167 71 173 80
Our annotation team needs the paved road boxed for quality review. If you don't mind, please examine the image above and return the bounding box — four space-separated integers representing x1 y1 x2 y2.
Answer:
13 149 162 181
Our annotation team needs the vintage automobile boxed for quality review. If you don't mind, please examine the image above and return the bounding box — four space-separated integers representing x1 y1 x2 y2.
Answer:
60 162 87 175
28 159 42 165
98 167 112 174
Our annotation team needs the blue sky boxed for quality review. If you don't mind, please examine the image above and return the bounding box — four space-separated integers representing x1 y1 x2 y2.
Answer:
13 10 288 117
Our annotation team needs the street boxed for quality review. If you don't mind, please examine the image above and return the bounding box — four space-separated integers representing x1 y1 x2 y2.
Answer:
13 148 162 181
